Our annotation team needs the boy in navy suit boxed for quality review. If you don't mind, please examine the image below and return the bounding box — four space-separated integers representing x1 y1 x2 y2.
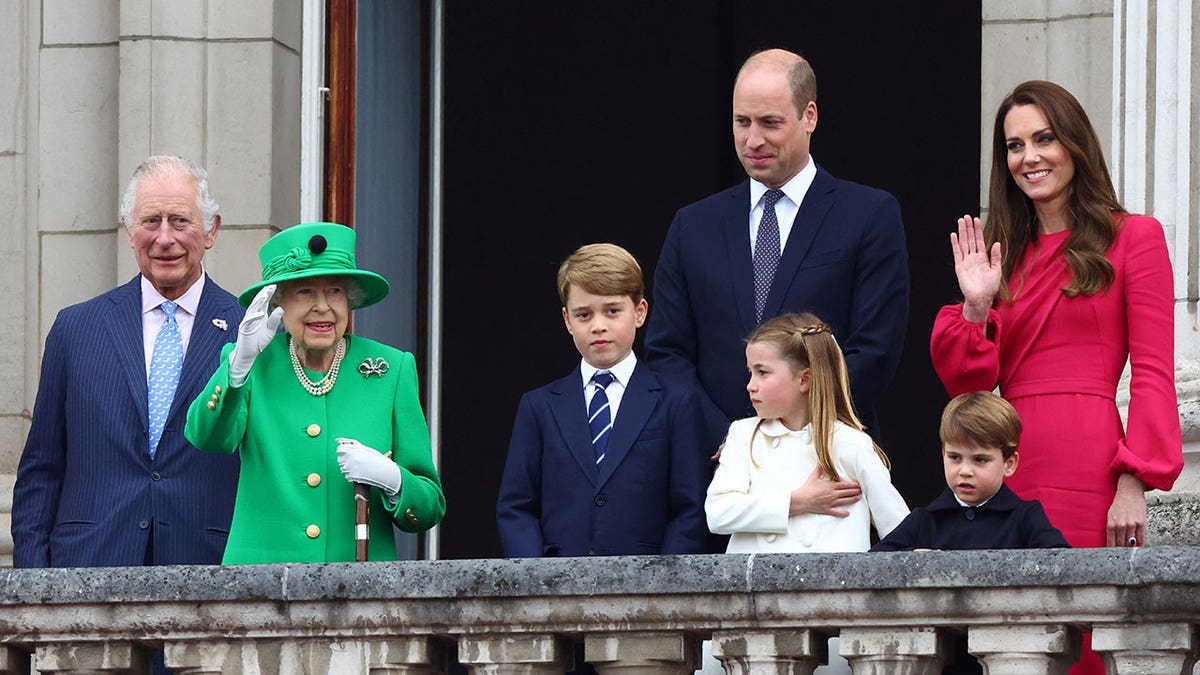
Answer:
497 243 709 557
872 391 1068 551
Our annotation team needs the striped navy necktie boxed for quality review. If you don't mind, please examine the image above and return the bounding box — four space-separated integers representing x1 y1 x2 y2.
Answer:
588 371 615 465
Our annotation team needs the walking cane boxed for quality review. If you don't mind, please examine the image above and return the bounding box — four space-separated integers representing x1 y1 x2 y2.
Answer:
354 450 393 562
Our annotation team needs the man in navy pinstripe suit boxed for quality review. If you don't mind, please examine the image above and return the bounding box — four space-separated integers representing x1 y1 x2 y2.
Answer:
12 156 244 568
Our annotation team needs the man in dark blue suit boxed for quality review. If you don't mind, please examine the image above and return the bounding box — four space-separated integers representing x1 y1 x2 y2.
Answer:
13 156 243 568
497 244 708 558
647 49 908 515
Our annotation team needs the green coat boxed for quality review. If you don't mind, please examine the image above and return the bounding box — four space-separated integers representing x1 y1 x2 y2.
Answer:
185 333 445 563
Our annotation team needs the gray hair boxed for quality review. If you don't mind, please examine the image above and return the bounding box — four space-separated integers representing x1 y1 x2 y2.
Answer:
119 155 220 233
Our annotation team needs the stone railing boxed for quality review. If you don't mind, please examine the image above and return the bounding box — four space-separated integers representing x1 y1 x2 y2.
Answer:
0 549 1197 674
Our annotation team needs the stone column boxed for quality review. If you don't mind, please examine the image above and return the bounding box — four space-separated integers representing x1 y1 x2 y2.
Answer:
1113 0 1200 540
35 642 150 674
366 637 446 675
584 632 699 674
163 641 230 674
0 646 30 675
839 627 948 675
710 629 825 675
968 624 1079 675
457 635 571 674
1092 622 1198 674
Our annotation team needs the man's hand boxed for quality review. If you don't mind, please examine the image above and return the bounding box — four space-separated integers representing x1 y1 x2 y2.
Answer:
228 284 282 387
788 466 862 517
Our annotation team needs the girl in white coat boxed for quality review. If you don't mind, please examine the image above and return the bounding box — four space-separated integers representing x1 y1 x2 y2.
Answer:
706 312 909 550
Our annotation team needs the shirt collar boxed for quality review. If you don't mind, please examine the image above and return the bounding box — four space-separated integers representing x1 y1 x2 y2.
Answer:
749 155 817 209
580 351 637 388
933 484 1019 512
141 268 206 317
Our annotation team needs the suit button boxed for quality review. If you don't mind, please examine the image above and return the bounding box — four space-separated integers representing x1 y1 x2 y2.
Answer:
964 509 976 521
214 385 222 394
594 494 606 506
151 472 161 481
306 473 321 487
306 424 321 437
207 401 216 410
306 524 321 538
765 534 777 543
588 548 595 555
139 520 149 529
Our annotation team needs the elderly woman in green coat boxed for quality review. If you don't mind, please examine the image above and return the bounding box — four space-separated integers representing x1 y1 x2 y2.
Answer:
185 222 445 563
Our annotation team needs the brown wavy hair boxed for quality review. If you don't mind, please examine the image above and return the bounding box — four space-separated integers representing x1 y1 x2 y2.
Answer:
745 312 888 481
986 80 1124 301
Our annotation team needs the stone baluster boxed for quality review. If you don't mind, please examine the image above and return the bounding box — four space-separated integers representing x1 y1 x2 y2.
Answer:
457 634 571 674
163 641 230 675
0 647 30 675
839 627 948 675
968 624 1079 674
584 632 699 674
710 629 825 674
1092 622 1198 675
367 637 446 675
34 642 150 674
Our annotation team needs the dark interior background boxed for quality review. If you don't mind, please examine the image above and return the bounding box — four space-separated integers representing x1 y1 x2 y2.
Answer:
436 1 983 560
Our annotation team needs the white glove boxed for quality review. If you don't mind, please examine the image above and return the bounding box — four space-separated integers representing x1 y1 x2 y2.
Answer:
336 437 402 498
229 284 283 387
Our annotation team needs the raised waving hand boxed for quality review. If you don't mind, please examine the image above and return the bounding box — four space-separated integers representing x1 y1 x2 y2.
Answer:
950 215 1002 322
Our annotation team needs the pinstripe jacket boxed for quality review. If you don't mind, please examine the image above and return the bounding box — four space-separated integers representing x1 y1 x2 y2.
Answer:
12 275 243 567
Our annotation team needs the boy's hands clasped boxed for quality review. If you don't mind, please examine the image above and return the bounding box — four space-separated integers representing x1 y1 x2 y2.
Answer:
788 467 862 518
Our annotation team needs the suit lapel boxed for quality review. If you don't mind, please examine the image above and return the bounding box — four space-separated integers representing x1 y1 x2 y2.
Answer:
763 165 836 319
595 365 659 491
720 181 757 335
547 369 599 485
170 276 237 423
105 277 149 429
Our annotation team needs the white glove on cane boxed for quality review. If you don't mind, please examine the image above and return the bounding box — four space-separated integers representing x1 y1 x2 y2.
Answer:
228 284 283 387
336 437 402 499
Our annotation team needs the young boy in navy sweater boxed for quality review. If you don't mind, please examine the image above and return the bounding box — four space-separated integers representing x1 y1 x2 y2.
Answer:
496 243 709 557
872 391 1068 551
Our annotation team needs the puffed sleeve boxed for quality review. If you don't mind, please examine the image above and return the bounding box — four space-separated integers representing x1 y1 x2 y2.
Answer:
930 304 1003 396
1110 216 1183 490
705 421 790 535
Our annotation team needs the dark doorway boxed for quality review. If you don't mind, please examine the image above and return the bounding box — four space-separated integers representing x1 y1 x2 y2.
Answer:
438 1 982 559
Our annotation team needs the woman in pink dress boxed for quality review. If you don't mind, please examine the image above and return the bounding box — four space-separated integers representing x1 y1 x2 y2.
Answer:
931 80 1182 674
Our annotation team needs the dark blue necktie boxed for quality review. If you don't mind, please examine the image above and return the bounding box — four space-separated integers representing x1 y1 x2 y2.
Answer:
753 188 785 322
588 371 615 465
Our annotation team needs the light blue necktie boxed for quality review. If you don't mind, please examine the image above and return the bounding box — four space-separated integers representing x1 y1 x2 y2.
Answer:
753 188 784 323
147 300 183 459
589 371 615 465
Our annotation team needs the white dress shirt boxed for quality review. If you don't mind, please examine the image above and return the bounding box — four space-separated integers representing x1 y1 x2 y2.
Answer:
748 157 818 257
579 351 637 422
140 271 206 378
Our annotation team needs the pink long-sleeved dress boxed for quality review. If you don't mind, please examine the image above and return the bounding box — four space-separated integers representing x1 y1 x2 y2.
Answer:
931 214 1182 673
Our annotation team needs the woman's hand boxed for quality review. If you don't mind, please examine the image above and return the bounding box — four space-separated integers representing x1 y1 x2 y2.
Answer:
336 438 402 496
950 215 1002 322
229 284 283 387
1107 473 1147 547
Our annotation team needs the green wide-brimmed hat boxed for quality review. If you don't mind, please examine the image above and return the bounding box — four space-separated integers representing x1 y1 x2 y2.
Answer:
238 222 390 309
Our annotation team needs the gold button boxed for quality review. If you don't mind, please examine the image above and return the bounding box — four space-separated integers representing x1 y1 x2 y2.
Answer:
405 508 419 524
210 394 219 402
306 473 321 487
214 385 222 394
306 524 321 538
306 424 321 437
207 401 216 410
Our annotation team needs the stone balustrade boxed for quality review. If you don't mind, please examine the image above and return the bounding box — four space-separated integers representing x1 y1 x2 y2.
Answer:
0 548 1196 674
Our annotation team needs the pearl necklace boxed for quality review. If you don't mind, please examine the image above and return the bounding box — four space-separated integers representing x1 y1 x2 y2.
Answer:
290 336 346 397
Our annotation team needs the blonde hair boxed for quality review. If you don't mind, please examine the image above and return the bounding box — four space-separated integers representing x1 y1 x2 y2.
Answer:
557 243 644 305
939 391 1022 459
745 312 888 480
